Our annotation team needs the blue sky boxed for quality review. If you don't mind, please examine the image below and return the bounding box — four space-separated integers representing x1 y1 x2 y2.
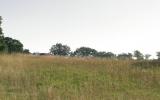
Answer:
0 0 160 57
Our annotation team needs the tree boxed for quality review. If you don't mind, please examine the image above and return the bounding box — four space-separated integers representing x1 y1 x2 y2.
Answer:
23 49 30 54
0 16 24 53
74 47 97 57
96 51 116 58
144 54 151 60
156 52 160 60
69 51 75 57
0 16 3 36
50 43 70 56
134 50 144 60
95 51 108 57
0 16 5 51
117 53 132 60
4 37 23 53
105 52 116 58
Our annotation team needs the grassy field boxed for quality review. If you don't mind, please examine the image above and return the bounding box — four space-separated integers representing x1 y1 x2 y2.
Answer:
0 54 160 100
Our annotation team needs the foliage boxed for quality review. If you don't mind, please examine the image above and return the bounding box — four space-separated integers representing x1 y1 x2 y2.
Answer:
4 37 23 53
134 50 144 60
0 16 5 51
0 16 3 36
69 51 75 56
50 43 70 56
96 51 116 58
0 36 5 51
156 52 160 60
117 53 132 60
95 51 107 57
74 47 97 57
23 49 30 54
144 54 151 60
0 16 24 53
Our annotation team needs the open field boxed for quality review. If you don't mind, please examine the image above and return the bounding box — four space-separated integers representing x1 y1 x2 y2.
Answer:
0 54 160 100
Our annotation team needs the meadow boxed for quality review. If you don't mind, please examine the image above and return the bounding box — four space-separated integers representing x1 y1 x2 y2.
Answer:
0 54 160 100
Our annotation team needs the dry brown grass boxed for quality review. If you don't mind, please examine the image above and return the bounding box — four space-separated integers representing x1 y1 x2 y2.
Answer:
0 54 159 100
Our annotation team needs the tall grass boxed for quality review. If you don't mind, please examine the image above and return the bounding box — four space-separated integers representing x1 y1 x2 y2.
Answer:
0 54 159 100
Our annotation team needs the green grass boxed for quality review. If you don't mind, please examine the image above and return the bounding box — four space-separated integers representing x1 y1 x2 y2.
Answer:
0 54 160 100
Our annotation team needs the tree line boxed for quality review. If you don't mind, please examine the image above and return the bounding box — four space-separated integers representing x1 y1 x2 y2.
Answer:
50 43 160 60
1 16 160 60
0 16 29 54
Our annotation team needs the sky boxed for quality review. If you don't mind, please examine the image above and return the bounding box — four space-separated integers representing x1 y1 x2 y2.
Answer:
0 0 160 58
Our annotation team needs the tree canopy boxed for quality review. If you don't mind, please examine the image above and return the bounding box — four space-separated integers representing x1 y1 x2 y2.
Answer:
96 51 116 58
0 16 5 51
74 47 97 57
50 43 70 56
0 16 3 35
4 37 23 53
156 52 160 60
0 16 24 53
23 49 30 54
134 50 144 60
117 53 132 60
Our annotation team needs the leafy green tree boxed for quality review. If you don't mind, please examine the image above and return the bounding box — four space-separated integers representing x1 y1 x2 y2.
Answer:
23 49 30 54
144 54 151 60
104 52 116 58
4 37 23 53
74 47 97 57
0 16 3 36
0 16 5 51
117 53 132 60
69 51 75 57
134 50 144 60
50 43 70 56
156 52 160 60
0 16 24 53
96 51 116 58
95 51 107 57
